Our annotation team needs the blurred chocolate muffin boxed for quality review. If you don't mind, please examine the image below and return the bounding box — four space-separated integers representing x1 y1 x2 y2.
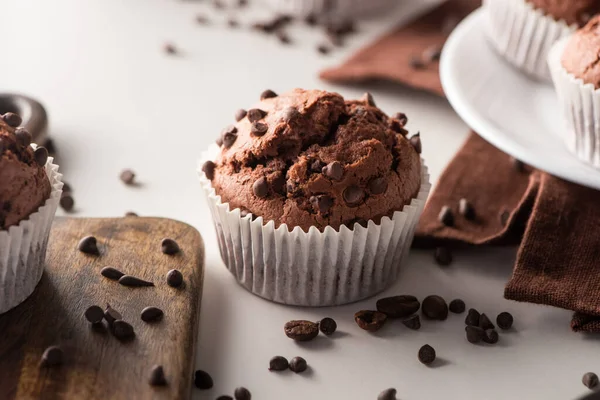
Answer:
527 0 600 26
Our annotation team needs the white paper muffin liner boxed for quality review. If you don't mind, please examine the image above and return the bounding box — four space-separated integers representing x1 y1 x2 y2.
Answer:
262 0 396 18
0 154 62 314
482 0 575 81
198 145 431 306
548 37 600 168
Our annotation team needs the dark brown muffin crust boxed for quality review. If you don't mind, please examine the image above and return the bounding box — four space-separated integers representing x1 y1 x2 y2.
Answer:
528 0 600 26
561 15 600 88
208 89 421 232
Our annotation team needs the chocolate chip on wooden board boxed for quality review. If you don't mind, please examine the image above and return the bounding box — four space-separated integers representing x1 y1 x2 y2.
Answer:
496 312 514 330
376 295 420 318
112 320 135 340
378 388 397 400
284 320 319 341
289 356 308 373
269 356 289 371
402 314 421 330
418 344 436 365
421 295 448 320
234 387 252 400
319 317 337 335
118 275 154 287
40 345 64 367
194 370 214 389
149 365 167 386
354 310 387 332
104 304 122 325
84 305 105 324
101 266 125 281
78 235 99 255
141 306 164 323
161 238 180 255
166 269 184 288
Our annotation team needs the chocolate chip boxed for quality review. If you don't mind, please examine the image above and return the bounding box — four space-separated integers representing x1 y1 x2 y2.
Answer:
149 365 167 386
281 106 299 122
322 161 344 181
482 329 499 344
583 372 599 389
378 388 397 400
459 198 475 220
164 42 177 55
289 356 307 373
222 124 238 135
500 209 510 226
376 295 420 318
222 131 237 148
260 89 277 100
496 312 514 330
120 169 135 185
84 305 105 324
101 266 125 281
309 159 324 173
389 119 408 135
118 275 154 287
305 13 318 26
125 211 138 217
418 344 436 365
62 182 72 193
234 387 251 400
2 112 22 127
247 108 266 122
227 18 239 28
234 109 247 122
78 235 99 255
284 320 319 341
161 238 180 255
141 306 164 323
466 325 484 344
362 92 376 106
368 177 388 195
252 177 269 198
251 122 268 136
104 304 122 325
402 314 421 330
34 147 48 167
40 345 63 367
393 112 408 126
354 310 387 332
60 193 75 212
310 195 333 214
196 14 209 24
479 313 495 330
438 206 454 227
434 247 452 266
15 128 32 147
216 136 224 147
317 44 331 55
112 320 135 340
166 269 184 288
421 295 448 320
465 308 480 326
319 317 337 335
449 299 466 314
410 56 426 70
202 161 216 180
194 370 214 389
276 31 291 44
423 45 442 62
269 356 289 371
343 185 365 207
213 0 225 9
409 133 422 154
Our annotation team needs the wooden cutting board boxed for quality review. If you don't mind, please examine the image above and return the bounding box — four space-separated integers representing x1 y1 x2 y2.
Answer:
0 217 205 400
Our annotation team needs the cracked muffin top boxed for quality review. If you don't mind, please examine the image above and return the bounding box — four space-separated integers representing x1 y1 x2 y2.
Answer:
202 88 422 232
561 14 600 87
528 0 600 26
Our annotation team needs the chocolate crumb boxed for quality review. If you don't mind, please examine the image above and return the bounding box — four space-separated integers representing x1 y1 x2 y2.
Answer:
317 44 331 55
84 305 105 324
164 42 177 55
418 344 436 365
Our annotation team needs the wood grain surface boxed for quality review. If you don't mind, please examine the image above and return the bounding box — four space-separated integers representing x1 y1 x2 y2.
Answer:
0 217 205 400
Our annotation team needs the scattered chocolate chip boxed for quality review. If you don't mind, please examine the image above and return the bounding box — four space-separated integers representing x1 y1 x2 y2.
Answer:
276 31 291 44
149 365 167 386
234 109 247 121
583 372 599 389
15 128 32 147
438 206 454 227
60 193 75 212
247 108 266 122
125 211 138 217
479 313 495 330
317 44 331 54
141 306 164 323
118 275 154 287
376 295 420 318
289 356 307 373
459 198 475 220
260 89 277 100
227 18 239 28
421 295 448 320
252 177 269 198
234 387 251 400
368 177 388 195
104 304 122 325
343 185 365 207
465 308 480 326
281 106 299 122
194 370 214 389
161 238 180 255
34 147 48 166
322 161 344 181
112 320 135 340
164 42 177 55
483 329 499 344
449 299 466 314
2 112 22 127
222 125 238 135
120 169 135 185
269 356 289 371
410 56 426 70
202 161 216 180
466 325 485 344
216 136 224 147
319 317 337 335
362 92 376 106
511 157 525 173
62 182 72 193
378 388 397 400
354 310 387 332
389 119 408 135
434 247 452 266
78 235 99 255
409 133 422 154
496 312 514 330
402 314 421 330
40 345 63 367
500 209 510 226
423 45 442 62
101 266 124 280
309 195 333 215
418 344 436 365
222 131 237 148
84 305 105 324
166 269 184 288
305 13 318 26
251 122 268 136
196 14 209 24
284 320 319 341
393 112 408 126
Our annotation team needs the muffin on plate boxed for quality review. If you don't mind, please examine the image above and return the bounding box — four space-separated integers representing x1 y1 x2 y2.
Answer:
483 0 600 81
199 89 430 306
0 112 62 314
549 15 600 168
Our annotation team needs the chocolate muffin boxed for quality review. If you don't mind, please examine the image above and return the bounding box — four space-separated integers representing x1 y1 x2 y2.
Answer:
527 0 600 27
207 89 421 232
561 15 600 88
0 114 51 229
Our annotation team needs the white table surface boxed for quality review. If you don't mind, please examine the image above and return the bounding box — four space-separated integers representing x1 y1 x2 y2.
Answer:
2 1 599 399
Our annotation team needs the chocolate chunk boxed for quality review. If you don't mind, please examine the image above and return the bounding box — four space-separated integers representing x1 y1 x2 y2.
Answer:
78 235 99 255
112 320 135 340
343 185 365 207
459 198 475 220
84 305 105 324
409 133 422 154
161 238 180 255
269 356 289 371
222 131 237 148
194 370 214 389
354 310 387 332
322 161 344 181
402 314 421 330
393 112 408 126
2 112 22 127
101 266 124 280
163 42 177 55
368 177 388 195
234 387 251 400
166 269 184 288
34 147 48 167
310 195 333 214
479 313 495 330
482 329 499 344
40 345 63 367
281 106 299 122
247 108 266 122
284 320 319 341
500 209 510 226
421 295 448 320
120 169 135 185
376 295 420 318
15 128 32 147
438 206 454 227
362 92 376 106
305 13 318 26
260 89 277 100
410 56 426 70
449 299 466 314
434 247 452 266
251 122 268 136
202 161 216 180
378 388 397 400
423 45 442 62
104 304 122 325
496 312 514 330
60 193 75 212
149 365 167 386
418 344 436 365
319 317 337 335
141 306 164 323
465 308 480 326
252 177 269 198
118 275 154 287
466 325 484 344
234 109 247 121
317 44 331 55
583 372 599 389
289 356 307 373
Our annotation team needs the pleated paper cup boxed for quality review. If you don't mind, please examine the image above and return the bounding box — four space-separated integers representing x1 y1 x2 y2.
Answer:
262 0 396 18
548 38 600 168
0 153 62 314
483 0 575 81
198 145 431 306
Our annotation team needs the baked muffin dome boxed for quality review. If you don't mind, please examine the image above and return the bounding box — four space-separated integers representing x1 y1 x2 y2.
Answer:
528 0 600 26
561 15 600 88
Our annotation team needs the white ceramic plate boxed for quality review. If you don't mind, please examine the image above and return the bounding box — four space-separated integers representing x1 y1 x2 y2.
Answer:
440 7 600 190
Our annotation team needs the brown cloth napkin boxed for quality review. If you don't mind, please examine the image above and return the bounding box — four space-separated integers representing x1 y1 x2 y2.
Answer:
321 0 600 332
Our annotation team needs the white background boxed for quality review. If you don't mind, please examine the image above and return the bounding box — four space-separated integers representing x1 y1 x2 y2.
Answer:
1 1 598 399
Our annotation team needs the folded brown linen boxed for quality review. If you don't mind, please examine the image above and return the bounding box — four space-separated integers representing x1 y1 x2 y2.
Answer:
321 0 600 332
